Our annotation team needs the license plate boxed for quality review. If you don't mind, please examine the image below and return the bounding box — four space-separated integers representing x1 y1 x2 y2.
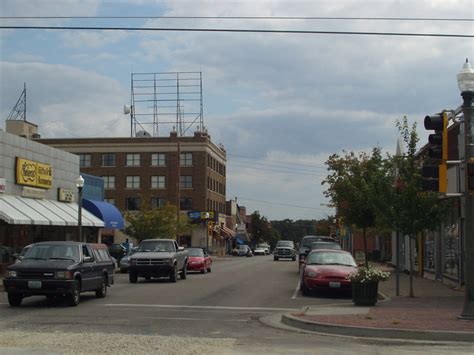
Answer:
28 281 42 289
329 282 341 288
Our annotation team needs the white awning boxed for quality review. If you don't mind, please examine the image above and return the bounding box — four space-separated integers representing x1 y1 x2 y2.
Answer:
0 195 104 227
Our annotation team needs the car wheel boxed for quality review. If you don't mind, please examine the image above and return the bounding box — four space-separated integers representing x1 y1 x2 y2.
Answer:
67 280 81 306
145 276 151 281
292 256 296 261
207 264 212 273
300 279 310 296
8 293 22 307
170 264 178 283
95 275 107 298
129 271 138 284
201 267 207 274
274 257 278 261
180 263 187 280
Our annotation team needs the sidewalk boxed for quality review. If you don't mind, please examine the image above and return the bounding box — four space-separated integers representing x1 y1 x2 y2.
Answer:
281 264 474 342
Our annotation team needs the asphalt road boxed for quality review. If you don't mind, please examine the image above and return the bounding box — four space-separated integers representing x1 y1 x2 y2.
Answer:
0 255 472 354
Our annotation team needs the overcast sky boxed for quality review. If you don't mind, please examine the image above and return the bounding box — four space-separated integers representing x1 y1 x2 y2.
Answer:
1 0 472 221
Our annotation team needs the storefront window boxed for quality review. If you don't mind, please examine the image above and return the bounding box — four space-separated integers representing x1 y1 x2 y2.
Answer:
424 231 436 271
443 223 459 278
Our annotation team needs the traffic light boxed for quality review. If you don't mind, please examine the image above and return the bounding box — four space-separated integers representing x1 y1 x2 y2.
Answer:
422 112 448 192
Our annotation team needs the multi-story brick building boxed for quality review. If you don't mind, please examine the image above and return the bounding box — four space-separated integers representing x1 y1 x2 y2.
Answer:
38 130 228 250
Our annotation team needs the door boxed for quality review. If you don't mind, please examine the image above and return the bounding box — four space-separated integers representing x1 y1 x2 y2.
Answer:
81 245 98 291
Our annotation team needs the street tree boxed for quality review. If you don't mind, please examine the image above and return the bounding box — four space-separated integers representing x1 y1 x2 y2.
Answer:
371 117 448 297
125 202 191 243
249 211 273 247
322 148 384 267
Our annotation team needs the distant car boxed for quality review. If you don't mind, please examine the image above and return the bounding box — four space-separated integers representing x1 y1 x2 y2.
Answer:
274 240 296 261
257 244 270 255
300 249 357 296
186 247 212 273
298 236 336 268
310 242 342 251
108 243 127 262
233 245 253 257
118 248 136 273
254 246 266 256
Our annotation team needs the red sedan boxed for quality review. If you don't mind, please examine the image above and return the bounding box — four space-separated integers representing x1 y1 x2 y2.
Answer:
300 249 357 296
187 247 212 274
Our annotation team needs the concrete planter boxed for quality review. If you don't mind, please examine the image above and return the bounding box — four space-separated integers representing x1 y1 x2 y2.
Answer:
352 281 379 306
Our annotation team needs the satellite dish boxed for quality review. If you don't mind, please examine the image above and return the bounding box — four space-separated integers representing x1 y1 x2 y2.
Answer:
123 104 131 115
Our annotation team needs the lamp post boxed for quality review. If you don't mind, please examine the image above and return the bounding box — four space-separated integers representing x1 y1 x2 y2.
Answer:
457 58 474 319
76 175 84 242
205 212 210 253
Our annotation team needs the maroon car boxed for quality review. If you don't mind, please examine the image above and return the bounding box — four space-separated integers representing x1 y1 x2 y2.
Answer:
300 249 357 296
186 247 212 274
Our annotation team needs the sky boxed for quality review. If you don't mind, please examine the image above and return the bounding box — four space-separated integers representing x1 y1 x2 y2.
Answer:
0 0 472 221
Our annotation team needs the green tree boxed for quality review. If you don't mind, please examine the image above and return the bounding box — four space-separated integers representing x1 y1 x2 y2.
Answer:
125 203 191 243
249 211 273 247
322 148 384 267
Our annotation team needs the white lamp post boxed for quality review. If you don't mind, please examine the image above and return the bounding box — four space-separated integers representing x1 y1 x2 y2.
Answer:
457 58 474 319
76 175 85 242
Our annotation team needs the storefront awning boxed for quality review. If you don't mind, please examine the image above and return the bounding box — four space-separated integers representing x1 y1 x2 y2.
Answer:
82 199 124 229
0 195 104 227
220 225 236 237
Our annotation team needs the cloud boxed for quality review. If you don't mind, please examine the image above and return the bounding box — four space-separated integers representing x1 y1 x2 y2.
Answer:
0 62 129 138
60 31 129 49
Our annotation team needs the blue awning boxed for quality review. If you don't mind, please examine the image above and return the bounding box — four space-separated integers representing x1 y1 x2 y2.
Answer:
236 236 245 245
82 199 124 229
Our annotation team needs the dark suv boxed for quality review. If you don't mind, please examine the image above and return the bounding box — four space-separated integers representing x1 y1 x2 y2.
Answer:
298 236 335 268
274 240 296 261
3 241 115 307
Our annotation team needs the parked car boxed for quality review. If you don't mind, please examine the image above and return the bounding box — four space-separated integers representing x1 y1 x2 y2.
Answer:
257 243 270 255
3 241 115 307
108 243 127 262
310 242 342 251
118 248 136 273
0 245 18 263
298 235 336 268
300 249 357 296
186 247 212 273
254 246 267 256
274 240 296 261
128 239 188 283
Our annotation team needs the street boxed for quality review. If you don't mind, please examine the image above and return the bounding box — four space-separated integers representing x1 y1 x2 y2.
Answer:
0 256 472 354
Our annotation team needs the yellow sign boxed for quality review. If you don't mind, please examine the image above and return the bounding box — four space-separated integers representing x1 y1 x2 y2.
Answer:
15 157 52 189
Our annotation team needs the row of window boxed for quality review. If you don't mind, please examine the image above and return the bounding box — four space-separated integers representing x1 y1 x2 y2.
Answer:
111 197 193 211
207 199 225 214
207 177 225 195
102 175 193 189
79 153 193 168
207 154 225 176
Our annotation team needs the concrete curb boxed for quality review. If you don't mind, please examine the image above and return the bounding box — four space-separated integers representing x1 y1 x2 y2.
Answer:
281 312 474 343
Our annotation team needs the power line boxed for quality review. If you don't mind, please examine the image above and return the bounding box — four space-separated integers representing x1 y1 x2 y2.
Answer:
228 163 326 177
1 16 472 22
228 153 327 170
0 25 470 38
238 196 334 211
230 158 326 174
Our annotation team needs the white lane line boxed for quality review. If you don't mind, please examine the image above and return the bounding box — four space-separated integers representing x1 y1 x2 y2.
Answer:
146 317 248 322
291 281 300 300
103 304 298 312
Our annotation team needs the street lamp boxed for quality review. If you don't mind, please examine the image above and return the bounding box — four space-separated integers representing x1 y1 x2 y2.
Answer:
457 58 474 319
76 175 84 242
205 212 210 253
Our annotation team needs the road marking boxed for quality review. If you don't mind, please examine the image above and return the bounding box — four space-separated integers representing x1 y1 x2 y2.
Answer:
103 304 298 312
291 281 300 299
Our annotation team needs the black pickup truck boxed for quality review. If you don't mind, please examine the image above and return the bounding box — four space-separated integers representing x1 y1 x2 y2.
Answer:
3 241 114 307
128 239 188 283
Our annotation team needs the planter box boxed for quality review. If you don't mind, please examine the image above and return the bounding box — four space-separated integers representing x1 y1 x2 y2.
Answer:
352 281 379 306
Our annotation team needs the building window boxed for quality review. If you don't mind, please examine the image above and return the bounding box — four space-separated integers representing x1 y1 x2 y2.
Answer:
104 198 115 205
180 175 192 188
126 153 140 166
78 154 91 167
126 176 140 189
102 153 115 167
151 153 166 166
125 198 141 211
180 198 192 210
180 153 192 167
151 198 166 209
151 175 165 189
102 176 115 189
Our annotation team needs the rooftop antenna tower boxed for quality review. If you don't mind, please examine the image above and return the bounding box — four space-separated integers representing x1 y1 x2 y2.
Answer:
128 72 204 137
7 83 27 121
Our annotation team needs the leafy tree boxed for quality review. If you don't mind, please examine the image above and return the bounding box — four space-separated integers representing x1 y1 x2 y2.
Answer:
249 211 273 247
125 202 191 243
322 148 384 267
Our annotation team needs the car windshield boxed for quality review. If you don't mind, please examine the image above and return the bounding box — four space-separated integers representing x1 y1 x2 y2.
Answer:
187 248 204 257
138 240 175 252
311 242 342 250
22 244 80 261
306 251 357 267
277 241 293 248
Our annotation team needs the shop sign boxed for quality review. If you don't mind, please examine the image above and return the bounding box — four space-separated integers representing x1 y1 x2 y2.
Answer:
15 157 52 189
21 186 46 199
58 187 74 202
0 178 5 194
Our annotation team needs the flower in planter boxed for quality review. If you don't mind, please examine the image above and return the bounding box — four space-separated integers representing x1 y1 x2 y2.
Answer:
347 266 390 283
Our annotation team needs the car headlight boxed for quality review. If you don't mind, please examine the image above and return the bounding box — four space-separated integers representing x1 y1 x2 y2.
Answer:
164 258 172 264
55 271 73 279
7 270 17 278
307 271 318 278
130 258 137 264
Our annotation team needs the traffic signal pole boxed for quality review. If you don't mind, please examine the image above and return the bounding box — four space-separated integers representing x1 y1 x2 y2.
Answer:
460 90 474 319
